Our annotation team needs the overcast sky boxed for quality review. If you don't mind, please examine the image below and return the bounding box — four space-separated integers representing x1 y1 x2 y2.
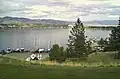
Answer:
0 0 120 21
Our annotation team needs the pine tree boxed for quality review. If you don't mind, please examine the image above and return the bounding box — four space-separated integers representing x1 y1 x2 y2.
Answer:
67 18 88 59
109 17 120 51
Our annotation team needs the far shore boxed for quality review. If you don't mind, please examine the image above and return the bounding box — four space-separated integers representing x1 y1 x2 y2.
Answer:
0 25 116 30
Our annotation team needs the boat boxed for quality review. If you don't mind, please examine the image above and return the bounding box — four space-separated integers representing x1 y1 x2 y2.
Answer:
14 48 20 52
6 48 12 54
38 48 45 53
20 48 25 52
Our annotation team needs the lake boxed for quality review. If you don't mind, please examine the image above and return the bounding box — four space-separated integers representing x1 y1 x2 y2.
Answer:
0 28 111 50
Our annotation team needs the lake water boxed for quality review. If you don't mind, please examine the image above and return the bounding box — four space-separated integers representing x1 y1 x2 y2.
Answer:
0 28 111 50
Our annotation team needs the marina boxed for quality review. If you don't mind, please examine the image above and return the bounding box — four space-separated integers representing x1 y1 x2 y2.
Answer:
0 47 50 55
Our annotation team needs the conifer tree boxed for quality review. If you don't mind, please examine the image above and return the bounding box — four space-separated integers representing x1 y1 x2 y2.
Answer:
68 18 88 59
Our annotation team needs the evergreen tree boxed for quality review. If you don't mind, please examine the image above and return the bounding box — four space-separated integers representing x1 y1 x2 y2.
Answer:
109 17 120 51
67 18 88 59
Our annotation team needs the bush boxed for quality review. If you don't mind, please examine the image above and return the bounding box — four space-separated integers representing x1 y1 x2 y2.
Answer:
49 44 66 63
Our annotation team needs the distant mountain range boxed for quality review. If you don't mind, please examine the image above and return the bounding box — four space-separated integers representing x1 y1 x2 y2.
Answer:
0 16 119 26
0 16 72 25
83 20 119 26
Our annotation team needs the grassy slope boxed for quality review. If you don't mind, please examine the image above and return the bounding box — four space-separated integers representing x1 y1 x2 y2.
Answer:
2 53 31 60
0 56 120 79
2 52 120 67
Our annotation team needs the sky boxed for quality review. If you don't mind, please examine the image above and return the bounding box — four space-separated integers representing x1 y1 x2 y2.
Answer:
0 0 120 21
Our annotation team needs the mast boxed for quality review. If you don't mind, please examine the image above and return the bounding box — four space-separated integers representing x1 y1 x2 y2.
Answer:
119 17 120 26
48 41 51 49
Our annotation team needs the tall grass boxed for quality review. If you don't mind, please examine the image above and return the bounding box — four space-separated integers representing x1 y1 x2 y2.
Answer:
35 60 120 68
1 52 120 68
33 52 120 68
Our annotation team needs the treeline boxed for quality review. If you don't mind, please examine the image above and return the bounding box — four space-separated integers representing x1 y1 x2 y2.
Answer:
0 23 68 28
88 26 116 28
86 26 116 30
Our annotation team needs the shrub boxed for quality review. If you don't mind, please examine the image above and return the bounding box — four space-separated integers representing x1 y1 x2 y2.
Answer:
49 44 66 63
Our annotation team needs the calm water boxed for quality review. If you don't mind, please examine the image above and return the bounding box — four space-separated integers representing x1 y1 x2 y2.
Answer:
0 28 111 50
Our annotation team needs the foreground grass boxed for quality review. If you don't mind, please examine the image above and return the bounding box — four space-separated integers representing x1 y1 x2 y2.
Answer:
1 64 120 79
1 54 120 79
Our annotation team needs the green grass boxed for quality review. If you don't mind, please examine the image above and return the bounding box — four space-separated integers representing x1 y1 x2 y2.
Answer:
0 56 30 65
1 63 120 79
2 52 120 67
87 52 117 62
37 52 120 67
2 52 49 60
2 52 31 60
1 54 120 79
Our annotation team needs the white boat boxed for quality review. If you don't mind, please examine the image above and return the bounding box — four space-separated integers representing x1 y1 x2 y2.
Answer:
20 48 25 52
15 48 20 52
6 48 12 53
38 48 45 53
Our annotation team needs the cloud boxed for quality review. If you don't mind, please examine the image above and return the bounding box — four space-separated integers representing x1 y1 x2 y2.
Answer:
0 0 120 21
0 0 30 16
